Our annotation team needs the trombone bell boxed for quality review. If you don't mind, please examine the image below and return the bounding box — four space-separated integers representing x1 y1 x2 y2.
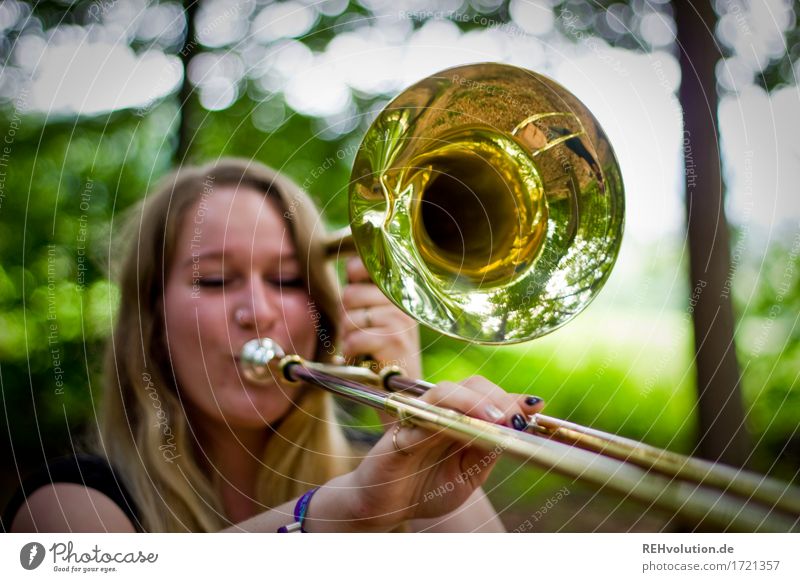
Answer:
348 63 624 344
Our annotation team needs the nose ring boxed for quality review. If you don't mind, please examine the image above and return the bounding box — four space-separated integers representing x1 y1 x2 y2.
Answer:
235 308 250 327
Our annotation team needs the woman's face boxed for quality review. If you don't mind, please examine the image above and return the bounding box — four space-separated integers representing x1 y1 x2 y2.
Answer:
164 185 318 430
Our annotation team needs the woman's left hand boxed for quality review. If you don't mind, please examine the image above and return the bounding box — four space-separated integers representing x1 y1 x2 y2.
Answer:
340 258 422 379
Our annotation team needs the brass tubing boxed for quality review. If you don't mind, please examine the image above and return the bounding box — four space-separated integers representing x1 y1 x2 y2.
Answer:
369 363 800 519
295 365 797 531
240 339 800 532
531 413 800 517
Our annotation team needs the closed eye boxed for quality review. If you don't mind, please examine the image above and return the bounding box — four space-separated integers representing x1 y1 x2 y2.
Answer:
198 277 227 288
273 277 305 289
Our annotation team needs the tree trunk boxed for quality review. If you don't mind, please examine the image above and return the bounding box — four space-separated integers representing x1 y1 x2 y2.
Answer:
674 0 750 466
175 0 199 164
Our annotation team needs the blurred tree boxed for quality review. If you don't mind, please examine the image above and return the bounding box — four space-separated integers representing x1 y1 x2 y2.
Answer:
553 1 750 466
673 0 749 467
176 0 199 162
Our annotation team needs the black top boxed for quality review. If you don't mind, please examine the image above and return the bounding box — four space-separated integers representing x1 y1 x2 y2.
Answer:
2 454 142 532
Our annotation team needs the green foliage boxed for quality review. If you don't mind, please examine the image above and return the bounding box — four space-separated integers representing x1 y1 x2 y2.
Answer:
0 107 170 497
733 233 800 476
189 93 357 227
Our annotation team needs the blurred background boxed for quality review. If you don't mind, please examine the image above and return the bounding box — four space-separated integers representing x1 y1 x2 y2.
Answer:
0 0 798 532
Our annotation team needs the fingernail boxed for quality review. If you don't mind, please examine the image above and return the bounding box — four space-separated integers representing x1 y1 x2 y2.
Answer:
511 414 527 431
524 396 542 407
485 405 504 421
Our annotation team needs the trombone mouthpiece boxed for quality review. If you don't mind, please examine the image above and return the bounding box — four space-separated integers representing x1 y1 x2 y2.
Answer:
240 338 286 383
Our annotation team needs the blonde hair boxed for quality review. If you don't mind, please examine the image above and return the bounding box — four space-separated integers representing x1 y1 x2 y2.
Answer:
95 159 353 532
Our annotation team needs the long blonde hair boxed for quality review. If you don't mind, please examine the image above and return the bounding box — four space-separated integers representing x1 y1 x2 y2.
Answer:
96 159 353 532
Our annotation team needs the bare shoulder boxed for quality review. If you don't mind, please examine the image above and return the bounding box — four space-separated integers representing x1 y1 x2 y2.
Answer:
9 483 137 533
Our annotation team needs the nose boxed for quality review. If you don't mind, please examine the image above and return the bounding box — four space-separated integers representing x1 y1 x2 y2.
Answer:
234 278 279 333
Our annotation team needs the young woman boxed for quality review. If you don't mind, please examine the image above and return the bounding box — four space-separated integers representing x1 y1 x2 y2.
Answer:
8 159 544 533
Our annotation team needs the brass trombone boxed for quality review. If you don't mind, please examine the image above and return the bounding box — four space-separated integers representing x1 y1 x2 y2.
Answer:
242 63 799 531
240 337 800 532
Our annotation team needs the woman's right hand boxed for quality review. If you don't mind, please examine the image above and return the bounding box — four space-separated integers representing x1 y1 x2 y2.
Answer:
332 376 545 530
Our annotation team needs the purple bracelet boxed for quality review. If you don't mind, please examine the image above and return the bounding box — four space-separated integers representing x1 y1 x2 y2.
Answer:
277 487 319 533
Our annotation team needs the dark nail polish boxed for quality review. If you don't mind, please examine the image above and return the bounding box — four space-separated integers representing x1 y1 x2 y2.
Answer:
525 396 542 407
511 414 527 431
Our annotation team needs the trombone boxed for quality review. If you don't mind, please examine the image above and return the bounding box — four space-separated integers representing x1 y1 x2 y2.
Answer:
244 63 799 531
240 337 800 532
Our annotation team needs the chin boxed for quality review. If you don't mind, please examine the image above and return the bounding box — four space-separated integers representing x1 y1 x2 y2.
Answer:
224 387 298 427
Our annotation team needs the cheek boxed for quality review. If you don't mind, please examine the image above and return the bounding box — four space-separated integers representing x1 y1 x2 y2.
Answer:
163 284 197 383
282 294 317 351
164 283 225 341
164 283 197 345
163 283 227 383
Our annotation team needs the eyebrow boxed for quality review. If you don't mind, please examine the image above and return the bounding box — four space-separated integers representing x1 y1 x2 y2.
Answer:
182 250 298 268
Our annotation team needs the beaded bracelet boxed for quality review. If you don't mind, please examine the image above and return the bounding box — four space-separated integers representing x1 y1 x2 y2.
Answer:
277 487 319 533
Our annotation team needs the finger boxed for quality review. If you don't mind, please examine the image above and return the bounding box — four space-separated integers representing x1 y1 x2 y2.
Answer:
346 257 371 283
340 329 383 357
341 327 416 361
457 375 509 399
457 377 545 431
341 304 385 332
340 305 413 334
341 283 387 310
387 424 500 492
389 421 457 460
520 394 545 414
420 381 514 425
382 382 511 460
